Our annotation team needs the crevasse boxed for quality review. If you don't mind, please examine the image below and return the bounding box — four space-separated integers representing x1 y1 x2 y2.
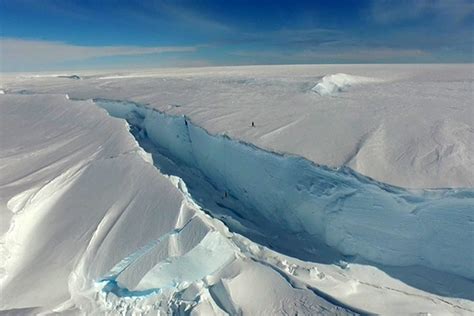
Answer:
94 99 474 280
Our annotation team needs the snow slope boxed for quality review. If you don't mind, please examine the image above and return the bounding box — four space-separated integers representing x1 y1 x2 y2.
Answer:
0 65 473 315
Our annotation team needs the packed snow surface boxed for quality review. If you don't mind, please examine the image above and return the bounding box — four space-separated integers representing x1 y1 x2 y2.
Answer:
0 64 473 315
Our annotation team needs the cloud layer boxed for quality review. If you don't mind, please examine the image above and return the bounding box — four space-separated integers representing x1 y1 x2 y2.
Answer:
1 38 198 70
370 0 474 24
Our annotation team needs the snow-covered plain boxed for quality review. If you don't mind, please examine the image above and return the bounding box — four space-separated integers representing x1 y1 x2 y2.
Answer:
0 64 473 315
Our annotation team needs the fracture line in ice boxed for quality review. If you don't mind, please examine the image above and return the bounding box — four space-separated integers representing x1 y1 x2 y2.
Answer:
93 98 474 280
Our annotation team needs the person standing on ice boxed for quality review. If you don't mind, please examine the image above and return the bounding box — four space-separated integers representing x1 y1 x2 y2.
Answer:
251 121 255 127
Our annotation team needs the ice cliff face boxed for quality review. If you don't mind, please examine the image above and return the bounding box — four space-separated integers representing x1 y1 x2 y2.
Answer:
95 99 474 280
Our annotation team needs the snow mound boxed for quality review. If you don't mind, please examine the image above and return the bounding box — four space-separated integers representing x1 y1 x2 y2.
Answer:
312 73 378 95
349 119 474 188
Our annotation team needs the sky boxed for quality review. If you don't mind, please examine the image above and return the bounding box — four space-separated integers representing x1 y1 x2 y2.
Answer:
1 0 473 71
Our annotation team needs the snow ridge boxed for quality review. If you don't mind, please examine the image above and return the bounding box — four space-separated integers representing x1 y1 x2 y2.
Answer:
312 73 379 95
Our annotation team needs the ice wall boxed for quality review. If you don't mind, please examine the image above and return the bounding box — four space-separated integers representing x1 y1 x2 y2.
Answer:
94 99 474 280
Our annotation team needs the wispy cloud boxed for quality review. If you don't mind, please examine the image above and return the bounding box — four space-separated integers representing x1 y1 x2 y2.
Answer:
231 47 428 64
156 1 232 32
0 38 199 70
370 0 474 24
214 28 342 48
124 0 233 34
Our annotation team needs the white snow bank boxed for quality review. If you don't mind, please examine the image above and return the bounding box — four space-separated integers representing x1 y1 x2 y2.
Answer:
312 73 379 95
0 95 189 311
348 119 474 188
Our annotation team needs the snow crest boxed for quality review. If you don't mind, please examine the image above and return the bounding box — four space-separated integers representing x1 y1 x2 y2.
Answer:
312 73 379 95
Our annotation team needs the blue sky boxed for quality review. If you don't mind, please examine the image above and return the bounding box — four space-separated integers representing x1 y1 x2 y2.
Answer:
1 0 473 71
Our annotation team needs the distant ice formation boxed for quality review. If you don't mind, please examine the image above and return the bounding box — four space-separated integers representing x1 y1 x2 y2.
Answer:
312 73 378 95
57 75 81 80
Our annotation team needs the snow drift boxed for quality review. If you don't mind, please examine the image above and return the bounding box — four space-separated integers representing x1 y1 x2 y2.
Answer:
312 73 379 95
